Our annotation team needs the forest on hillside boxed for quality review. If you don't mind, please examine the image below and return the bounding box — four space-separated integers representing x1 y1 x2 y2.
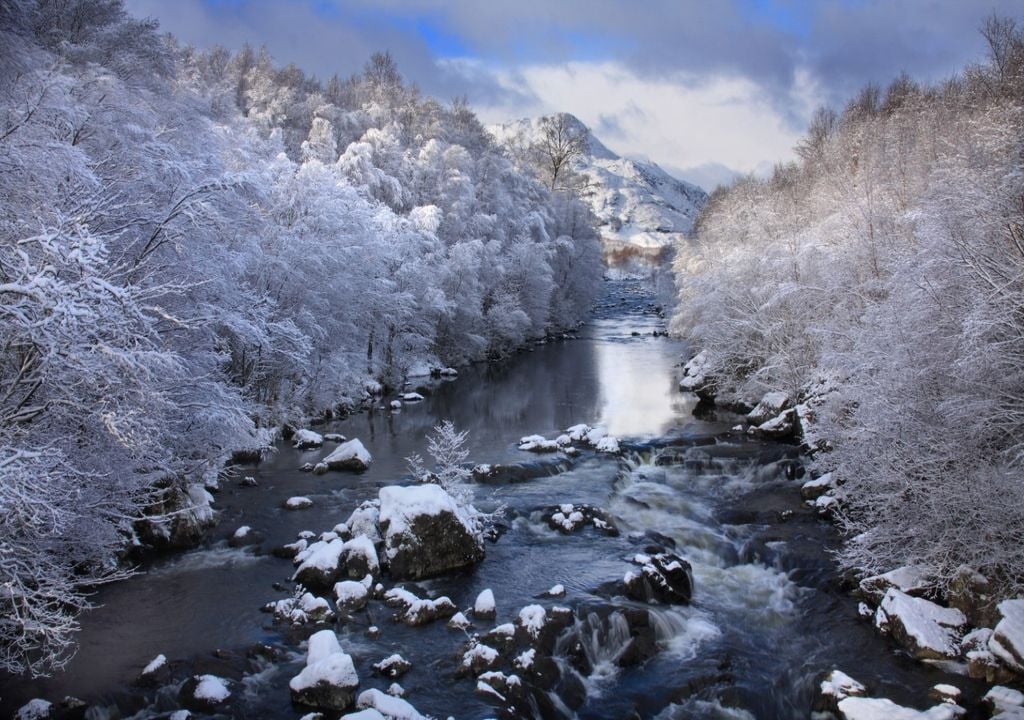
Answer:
0 0 602 676
672 17 1024 599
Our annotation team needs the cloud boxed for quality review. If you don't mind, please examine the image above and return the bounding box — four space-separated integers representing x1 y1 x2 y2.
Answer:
124 0 1024 178
471 60 819 176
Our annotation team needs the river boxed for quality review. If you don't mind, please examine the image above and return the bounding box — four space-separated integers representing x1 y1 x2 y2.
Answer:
0 280 983 719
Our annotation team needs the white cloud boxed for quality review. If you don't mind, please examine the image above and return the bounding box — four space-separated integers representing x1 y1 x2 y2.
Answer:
466 60 824 178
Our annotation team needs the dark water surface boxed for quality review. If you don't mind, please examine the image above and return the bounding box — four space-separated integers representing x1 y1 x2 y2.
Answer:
1 281 984 719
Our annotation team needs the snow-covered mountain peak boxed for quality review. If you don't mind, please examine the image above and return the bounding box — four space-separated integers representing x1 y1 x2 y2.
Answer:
488 113 708 257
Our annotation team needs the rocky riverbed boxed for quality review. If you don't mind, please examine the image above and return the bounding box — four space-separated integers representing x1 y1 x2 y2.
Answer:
3 281 1018 720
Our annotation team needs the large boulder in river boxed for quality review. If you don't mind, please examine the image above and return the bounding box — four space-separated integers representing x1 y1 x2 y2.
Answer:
378 484 484 580
320 439 372 472
292 539 346 590
135 482 217 549
875 588 966 660
289 630 359 710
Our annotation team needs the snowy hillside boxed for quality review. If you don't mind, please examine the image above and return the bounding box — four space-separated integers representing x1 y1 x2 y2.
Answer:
490 114 708 254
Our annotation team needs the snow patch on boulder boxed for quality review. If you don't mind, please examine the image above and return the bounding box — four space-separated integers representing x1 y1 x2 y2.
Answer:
289 630 359 710
378 484 483 579
321 439 372 472
990 599 1024 673
875 589 965 660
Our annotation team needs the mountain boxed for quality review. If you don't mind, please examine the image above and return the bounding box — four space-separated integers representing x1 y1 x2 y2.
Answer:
488 114 709 262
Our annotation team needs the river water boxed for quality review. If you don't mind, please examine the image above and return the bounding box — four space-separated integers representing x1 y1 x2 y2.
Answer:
0 281 984 719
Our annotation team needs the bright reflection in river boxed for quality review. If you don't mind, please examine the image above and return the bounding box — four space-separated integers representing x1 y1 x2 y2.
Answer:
593 326 693 437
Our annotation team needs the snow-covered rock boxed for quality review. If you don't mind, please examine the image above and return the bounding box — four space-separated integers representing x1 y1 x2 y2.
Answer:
293 429 324 449
373 654 411 679
595 435 621 453
285 496 314 510
747 392 791 425
517 434 560 453
137 483 217 550
324 433 347 443
401 392 424 402
990 599 1024 674
679 350 712 393
345 500 382 543
985 686 1024 714
859 566 931 603
354 688 425 720
389 400 402 409
321 439 372 472
137 653 169 686
836 696 964 720
544 583 566 597
544 503 619 535
875 589 966 660
270 591 335 625
228 524 258 547
474 588 496 619
930 684 961 704
378 484 484 580
623 551 693 605
341 535 379 579
566 424 591 442
800 472 836 501
293 538 345 589
749 408 798 439
191 675 231 706
384 587 457 626
334 580 370 612
289 630 359 710
820 670 866 702
15 699 52 720
448 611 471 630
461 642 500 675
517 604 547 640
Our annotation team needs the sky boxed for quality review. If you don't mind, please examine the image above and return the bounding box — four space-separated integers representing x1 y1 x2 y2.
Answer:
126 0 1023 190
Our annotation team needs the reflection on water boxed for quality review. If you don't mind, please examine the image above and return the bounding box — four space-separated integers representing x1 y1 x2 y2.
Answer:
594 329 685 437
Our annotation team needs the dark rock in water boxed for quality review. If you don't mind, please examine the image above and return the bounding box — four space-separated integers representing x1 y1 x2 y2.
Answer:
134 482 216 550
616 631 658 667
373 654 411 678
557 671 588 709
624 552 694 605
51 697 88 720
472 459 574 484
230 447 265 465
